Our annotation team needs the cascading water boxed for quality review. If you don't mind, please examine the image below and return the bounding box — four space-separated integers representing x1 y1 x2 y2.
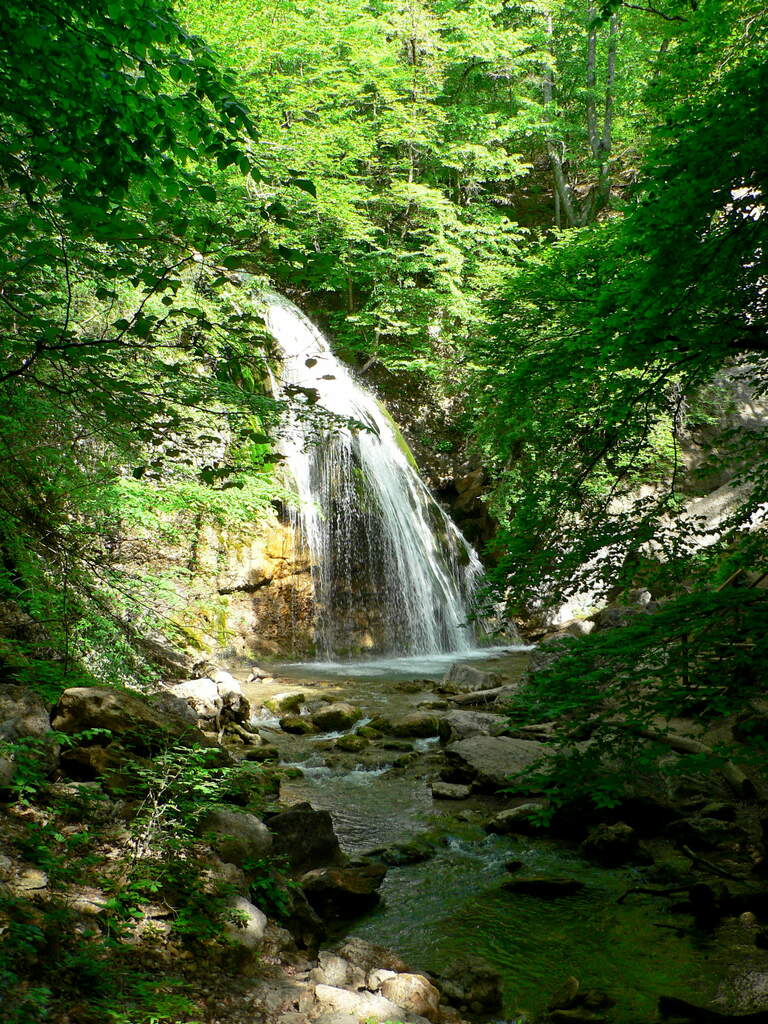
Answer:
262 291 484 659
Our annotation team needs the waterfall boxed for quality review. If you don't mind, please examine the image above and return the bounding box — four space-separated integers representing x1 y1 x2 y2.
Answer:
262 291 484 659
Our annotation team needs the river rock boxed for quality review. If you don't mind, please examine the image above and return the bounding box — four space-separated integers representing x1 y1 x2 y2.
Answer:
431 781 472 800
244 744 280 761
280 714 317 734
312 985 426 1023
0 684 51 741
580 822 640 865
224 895 268 952
169 678 222 720
368 968 398 991
334 937 409 974
268 802 344 871
265 692 305 715
444 735 547 790
197 807 272 866
301 864 387 919
212 671 251 721
437 710 507 743
52 686 216 753
380 974 441 1022
335 734 367 753
486 802 548 835
503 875 585 898
371 712 441 738
309 951 366 990
438 664 502 695
149 690 200 726
312 703 361 732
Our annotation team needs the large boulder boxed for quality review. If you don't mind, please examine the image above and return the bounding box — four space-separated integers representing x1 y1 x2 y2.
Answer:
51 687 215 753
312 985 426 1023
312 703 361 732
370 712 441 739
198 807 272 866
380 974 441 1022
224 895 268 951
268 803 344 872
444 736 546 790
438 664 502 695
168 677 221 720
0 685 51 741
301 864 387 920
0 684 58 776
438 710 507 744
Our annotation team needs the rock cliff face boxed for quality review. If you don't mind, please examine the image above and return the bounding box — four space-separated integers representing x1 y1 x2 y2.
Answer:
193 518 315 660
120 511 315 663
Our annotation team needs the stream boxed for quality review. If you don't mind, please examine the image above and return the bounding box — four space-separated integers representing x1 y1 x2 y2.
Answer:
243 647 716 1024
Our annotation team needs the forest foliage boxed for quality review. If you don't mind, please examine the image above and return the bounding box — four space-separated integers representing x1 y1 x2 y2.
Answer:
0 0 766 783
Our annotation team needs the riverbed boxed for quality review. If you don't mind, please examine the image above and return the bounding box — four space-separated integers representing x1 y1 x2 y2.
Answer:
242 648 716 1023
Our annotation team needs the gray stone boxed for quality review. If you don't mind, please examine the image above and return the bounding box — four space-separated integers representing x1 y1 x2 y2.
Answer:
313 985 426 1024
431 781 472 800
665 816 746 849
198 807 272 866
269 802 343 871
301 864 386 919
380 974 441 1022
486 802 547 835
368 968 397 992
309 951 366 990
438 663 502 695
0 685 51 741
149 690 199 726
169 678 222 720
437 710 507 743
223 895 268 974
224 895 267 950
264 692 305 715
444 735 546 790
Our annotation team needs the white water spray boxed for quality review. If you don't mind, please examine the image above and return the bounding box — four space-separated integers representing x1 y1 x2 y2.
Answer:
263 291 484 659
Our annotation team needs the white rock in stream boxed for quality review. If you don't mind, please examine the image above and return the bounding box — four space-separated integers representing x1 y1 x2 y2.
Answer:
312 985 430 1024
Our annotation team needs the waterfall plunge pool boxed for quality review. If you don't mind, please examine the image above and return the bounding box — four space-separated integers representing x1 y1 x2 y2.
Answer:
272 644 533 682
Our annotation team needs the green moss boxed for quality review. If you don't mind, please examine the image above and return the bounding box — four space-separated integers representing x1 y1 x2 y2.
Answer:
374 399 419 470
